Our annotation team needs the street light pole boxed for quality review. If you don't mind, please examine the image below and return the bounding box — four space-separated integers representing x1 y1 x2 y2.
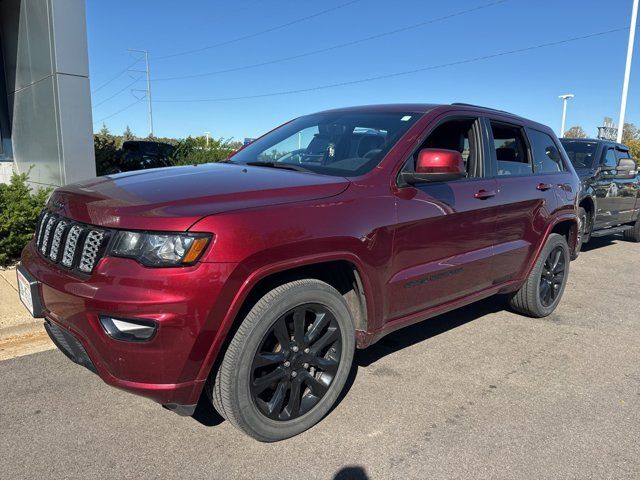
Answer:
204 131 211 148
617 0 638 144
559 94 574 137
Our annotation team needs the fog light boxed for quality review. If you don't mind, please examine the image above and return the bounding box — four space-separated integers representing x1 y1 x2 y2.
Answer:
99 316 157 342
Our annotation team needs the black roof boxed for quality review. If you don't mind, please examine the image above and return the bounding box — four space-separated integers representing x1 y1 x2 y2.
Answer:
560 137 629 150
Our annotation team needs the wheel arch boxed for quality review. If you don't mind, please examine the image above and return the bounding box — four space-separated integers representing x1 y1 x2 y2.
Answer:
578 194 596 229
195 253 374 386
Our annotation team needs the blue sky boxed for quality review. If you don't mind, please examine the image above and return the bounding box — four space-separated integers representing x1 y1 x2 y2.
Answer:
87 0 639 141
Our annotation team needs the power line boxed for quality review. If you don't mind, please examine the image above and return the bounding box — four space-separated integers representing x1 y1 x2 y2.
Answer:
93 98 143 125
91 58 141 94
155 27 628 104
92 77 141 108
154 0 511 82
154 0 363 61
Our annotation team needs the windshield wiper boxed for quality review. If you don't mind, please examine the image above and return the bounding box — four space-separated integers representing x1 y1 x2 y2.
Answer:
245 161 312 173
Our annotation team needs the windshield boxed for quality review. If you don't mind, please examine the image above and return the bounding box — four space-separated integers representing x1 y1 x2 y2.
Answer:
230 111 421 177
560 140 598 169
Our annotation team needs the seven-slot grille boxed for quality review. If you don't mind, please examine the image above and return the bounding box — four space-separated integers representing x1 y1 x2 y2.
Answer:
34 210 110 274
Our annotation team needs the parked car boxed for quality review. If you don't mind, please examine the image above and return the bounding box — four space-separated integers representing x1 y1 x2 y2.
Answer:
119 140 175 171
17 104 580 441
560 138 640 250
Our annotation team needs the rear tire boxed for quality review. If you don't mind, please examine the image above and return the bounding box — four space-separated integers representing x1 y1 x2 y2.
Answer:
211 279 355 442
623 215 640 242
509 233 570 318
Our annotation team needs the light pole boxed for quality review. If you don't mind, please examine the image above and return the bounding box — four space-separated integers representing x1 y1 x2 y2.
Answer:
558 94 574 137
617 0 638 144
204 131 211 148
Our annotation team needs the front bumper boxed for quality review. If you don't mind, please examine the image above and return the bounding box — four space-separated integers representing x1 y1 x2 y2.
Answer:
21 241 237 408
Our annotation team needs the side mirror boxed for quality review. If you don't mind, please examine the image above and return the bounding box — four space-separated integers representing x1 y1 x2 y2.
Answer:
401 148 466 185
615 158 637 179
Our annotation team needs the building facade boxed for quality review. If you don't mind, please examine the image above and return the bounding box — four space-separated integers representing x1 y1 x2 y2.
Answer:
0 0 95 187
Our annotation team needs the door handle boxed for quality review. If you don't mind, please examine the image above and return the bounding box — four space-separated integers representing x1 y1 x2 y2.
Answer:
474 189 496 200
536 183 553 191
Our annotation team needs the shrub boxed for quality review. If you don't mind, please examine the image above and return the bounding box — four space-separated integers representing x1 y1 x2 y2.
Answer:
94 131 120 176
0 171 51 266
170 136 239 166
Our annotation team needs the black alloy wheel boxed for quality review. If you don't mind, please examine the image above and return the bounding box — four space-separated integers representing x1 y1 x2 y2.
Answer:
539 246 566 308
250 303 341 421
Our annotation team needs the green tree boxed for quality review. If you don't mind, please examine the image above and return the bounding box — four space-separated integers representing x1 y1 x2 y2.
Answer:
94 127 120 176
620 123 640 166
564 126 587 138
122 125 135 142
621 122 639 145
170 136 241 166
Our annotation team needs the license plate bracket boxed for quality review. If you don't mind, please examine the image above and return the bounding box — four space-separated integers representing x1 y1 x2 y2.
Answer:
16 264 45 318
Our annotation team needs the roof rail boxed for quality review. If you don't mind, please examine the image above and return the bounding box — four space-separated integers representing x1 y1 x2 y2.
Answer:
450 103 510 114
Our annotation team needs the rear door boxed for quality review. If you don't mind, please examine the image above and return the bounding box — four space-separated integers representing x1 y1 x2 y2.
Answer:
388 115 498 319
485 119 567 284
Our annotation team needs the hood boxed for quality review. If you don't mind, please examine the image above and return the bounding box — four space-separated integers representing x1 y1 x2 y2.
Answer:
573 167 594 179
50 163 350 231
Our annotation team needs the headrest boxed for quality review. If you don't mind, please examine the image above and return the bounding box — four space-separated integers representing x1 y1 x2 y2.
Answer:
496 147 516 162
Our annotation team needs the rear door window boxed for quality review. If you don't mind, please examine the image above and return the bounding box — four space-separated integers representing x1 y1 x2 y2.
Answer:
527 129 566 173
490 122 532 176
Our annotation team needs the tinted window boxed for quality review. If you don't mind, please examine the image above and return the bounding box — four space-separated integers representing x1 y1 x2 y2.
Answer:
560 140 597 169
528 129 565 173
602 148 617 168
491 123 531 176
616 149 631 161
412 118 479 178
231 111 421 177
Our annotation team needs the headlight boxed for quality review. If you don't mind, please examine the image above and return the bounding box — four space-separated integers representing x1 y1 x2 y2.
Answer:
110 231 211 267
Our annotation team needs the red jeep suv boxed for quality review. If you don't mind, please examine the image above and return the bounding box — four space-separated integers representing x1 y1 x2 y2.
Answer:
18 104 580 441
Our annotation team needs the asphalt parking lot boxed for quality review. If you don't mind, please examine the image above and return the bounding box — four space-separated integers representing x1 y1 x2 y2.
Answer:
1 235 639 479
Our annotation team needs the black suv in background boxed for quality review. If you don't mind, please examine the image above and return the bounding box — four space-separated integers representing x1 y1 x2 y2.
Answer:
561 138 640 249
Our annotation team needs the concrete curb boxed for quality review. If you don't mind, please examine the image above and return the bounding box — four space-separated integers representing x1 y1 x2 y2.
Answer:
0 320 45 342
0 265 46 342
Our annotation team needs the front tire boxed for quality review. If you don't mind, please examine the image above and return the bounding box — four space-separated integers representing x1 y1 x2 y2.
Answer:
211 279 355 442
575 206 590 254
509 233 570 318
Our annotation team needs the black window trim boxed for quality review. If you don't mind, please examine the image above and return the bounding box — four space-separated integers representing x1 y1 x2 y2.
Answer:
395 114 487 187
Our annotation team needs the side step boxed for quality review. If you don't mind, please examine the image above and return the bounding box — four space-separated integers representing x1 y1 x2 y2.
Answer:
590 225 633 238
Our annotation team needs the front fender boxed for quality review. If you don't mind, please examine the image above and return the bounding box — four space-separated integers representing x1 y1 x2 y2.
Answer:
192 249 377 387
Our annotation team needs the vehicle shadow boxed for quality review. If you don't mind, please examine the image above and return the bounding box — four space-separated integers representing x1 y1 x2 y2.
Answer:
355 295 506 367
192 390 225 427
191 295 507 428
579 234 624 253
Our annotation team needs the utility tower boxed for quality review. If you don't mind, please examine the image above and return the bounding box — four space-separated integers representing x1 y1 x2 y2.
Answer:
128 49 154 137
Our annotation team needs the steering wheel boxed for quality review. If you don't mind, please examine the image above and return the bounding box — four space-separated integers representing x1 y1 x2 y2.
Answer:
278 148 309 164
